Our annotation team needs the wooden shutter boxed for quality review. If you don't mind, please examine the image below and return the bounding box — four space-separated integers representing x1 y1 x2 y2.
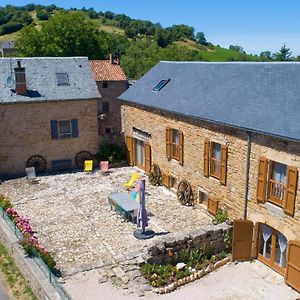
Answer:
166 127 171 160
207 197 218 215
50 120 58 139
285 240 300 293
178 130 184 165
220 144 227 185
145 143 151 175
256 157 268 203
125 135 133 166
203 138 210 177
71 119 78 138
283 166 298 216
232 219 254 261
161 171 170 187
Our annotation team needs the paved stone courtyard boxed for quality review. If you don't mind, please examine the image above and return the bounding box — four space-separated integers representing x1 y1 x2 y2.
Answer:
0 167 212 275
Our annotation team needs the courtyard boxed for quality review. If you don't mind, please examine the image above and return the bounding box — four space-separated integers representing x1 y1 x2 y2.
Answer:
0 167 212 275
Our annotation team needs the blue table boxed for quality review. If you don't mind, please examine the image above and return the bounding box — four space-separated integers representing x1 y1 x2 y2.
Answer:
108 191 139 222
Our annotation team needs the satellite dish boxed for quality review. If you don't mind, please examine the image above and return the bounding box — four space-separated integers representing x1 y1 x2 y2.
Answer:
6 76 14 88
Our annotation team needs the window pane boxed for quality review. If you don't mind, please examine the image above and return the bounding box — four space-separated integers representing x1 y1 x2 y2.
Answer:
172 129 179 145
59 120 71 138
212 142 221 159
56 73 69 85
273 162 287 184
274 233 287 268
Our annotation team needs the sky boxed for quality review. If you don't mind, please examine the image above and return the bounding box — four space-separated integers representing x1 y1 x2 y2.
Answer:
2 0 300 55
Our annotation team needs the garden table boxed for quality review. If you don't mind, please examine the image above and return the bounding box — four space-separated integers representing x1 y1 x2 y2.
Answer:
108 191 139 222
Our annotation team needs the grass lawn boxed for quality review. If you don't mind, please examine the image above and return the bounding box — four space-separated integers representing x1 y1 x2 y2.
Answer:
0 243 36 300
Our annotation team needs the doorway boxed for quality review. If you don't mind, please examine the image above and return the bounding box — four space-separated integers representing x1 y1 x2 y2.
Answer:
134 138 145 170
257 223 287 275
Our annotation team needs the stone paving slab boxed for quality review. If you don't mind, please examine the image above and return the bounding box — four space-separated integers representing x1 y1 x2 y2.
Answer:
0 167 212 274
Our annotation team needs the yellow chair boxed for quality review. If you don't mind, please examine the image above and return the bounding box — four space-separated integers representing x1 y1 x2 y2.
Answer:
84 160 93 172
124 172 138 188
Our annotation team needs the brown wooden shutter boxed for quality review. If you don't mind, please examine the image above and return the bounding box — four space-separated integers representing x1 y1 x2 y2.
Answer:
166 127 171 160
207 197 218 215
178 130 184 165
125 135 133 166
256 157 268 203
232 219 254 261
283 166 298 216
285 240 300 293
161 171 170 187
203 138 210 177
145 143 151 175
220 144 228 185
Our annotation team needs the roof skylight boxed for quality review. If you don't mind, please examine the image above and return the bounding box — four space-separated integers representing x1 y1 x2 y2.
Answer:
153 79 170 92
56 73 69 86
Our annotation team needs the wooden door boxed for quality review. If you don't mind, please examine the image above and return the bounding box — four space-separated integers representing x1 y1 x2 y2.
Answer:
125 135 133 166
232 219 254 260
145 143 151 175
285 240 300 293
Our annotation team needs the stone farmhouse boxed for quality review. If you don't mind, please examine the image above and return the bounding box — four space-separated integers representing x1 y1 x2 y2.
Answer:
90 56 128 142
0 57 100 176
119 61 300 291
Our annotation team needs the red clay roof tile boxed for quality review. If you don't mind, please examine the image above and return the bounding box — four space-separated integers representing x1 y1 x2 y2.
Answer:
90 60 127 81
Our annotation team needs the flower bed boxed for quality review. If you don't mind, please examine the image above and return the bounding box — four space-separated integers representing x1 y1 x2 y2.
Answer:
0 194 57 273
141 248 231 293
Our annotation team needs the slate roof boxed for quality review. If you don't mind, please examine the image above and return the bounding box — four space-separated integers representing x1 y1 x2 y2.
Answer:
119 61 300 142
0 57 101 103
90 60 127 81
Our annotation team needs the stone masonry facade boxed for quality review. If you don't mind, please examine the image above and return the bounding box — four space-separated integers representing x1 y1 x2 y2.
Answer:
0 99 99 175
96 81 128 142
121 103 300 242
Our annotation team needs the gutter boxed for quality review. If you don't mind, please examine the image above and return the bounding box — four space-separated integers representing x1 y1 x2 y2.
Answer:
243 132 251 219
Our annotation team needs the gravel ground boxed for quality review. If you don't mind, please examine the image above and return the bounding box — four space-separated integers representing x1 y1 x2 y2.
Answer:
0 167 212 273
64 260 300 300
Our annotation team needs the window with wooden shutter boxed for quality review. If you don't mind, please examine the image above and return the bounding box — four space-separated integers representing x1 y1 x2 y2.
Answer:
220 144 227 185
283 166 298 216
232 219 254 261
203 138 210 177
125 135 133 166
145 143 151 175
207 197 218 215
178 130 184 165
256 157 268 203
50 120 58 139
166 127 171 160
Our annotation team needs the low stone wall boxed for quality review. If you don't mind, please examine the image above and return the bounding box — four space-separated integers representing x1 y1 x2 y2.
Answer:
144 223 232 265
0 215 65 300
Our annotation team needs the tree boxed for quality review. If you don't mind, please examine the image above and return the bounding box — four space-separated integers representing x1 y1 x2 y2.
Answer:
272 44 292 61
259 51 272 60
16 12 109 59
195 32 207 45
229 45 245 54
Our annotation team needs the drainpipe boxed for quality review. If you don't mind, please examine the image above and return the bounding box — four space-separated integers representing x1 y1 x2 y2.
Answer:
243 131 251 219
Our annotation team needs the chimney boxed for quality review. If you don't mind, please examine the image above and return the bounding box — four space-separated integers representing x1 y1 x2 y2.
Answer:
109 53 114 64
14 60 27 95
114 56 120 65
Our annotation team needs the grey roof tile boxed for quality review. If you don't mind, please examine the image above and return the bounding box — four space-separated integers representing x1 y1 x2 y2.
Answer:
0 57 101 103
119 61 300 142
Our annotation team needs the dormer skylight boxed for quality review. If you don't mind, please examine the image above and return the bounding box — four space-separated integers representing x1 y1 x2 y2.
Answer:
56 73 69 86
153 79 170 92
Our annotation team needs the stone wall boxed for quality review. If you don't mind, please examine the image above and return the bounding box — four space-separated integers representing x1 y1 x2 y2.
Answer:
144 223 232 265
0 99 99 176
96 81 128 142
121 103 300 241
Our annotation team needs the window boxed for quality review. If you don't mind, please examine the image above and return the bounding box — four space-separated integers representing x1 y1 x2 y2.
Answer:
166 127 183 164
203 139 227 185
256 157 298 215
210 142 221 179
102 81 108 88
268 161 287 207
56 73 69 86
50 119 78 139
102 102 109 113
153 79 170 92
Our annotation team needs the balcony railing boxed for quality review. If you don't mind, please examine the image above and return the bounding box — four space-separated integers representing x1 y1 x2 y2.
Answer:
268 179 286 206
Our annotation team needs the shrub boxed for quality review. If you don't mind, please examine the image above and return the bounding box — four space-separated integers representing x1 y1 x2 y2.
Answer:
36 10 50 20
95 141 126 164
212 208 228 225
0 195 12 210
